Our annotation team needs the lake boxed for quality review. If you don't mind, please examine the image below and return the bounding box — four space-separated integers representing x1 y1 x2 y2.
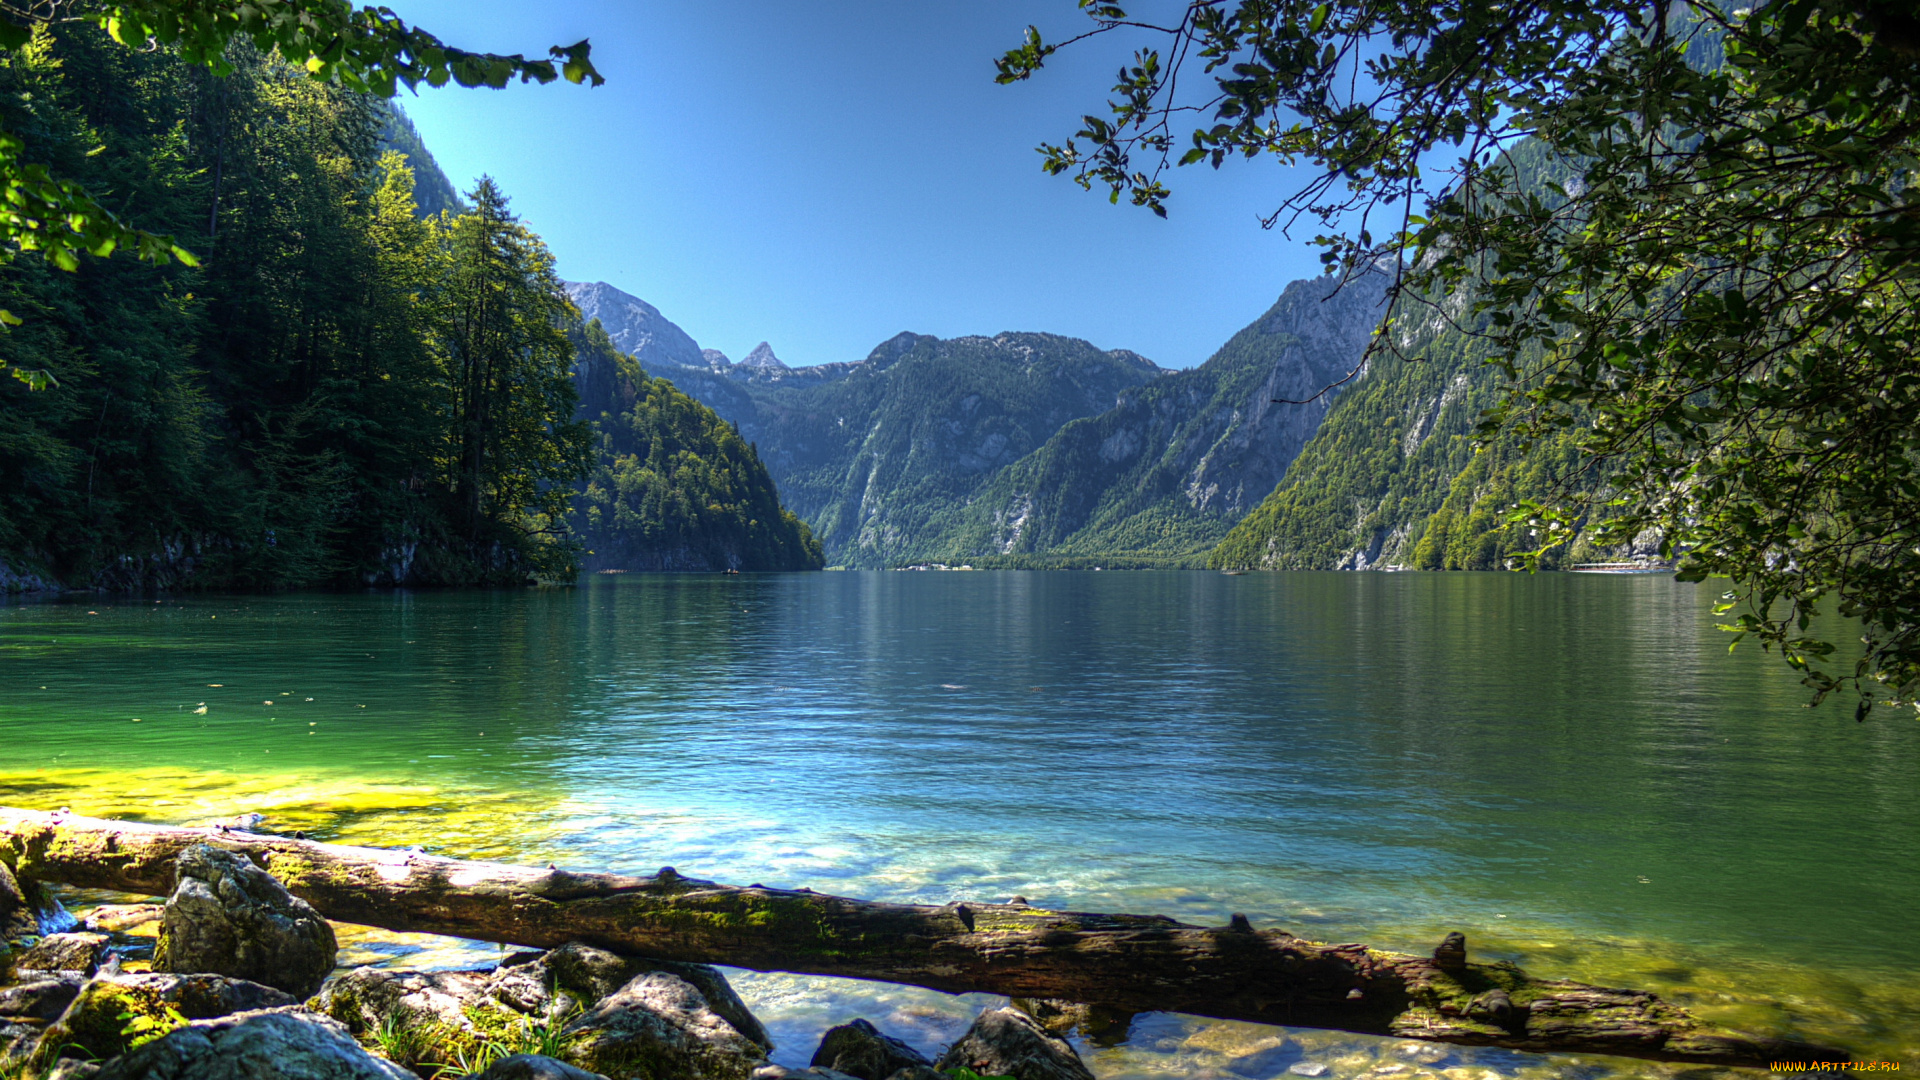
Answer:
3 571 1915 1077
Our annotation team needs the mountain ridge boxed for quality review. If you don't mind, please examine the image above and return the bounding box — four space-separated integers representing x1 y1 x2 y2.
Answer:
564 275 1392 568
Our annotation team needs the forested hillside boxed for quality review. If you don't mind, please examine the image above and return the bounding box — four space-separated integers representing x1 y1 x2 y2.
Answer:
1208 146 1620 573
1206 321 1591 571
570 321 822 571
378 105 465 219
0 29 648 590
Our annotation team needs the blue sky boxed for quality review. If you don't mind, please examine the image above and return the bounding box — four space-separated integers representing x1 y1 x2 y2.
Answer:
386 1 1327 369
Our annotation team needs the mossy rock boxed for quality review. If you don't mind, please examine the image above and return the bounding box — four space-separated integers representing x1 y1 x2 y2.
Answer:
28 972 293 1065
88 1005 414 1080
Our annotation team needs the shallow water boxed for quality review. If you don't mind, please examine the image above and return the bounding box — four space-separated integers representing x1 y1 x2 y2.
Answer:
3 572 1916 1076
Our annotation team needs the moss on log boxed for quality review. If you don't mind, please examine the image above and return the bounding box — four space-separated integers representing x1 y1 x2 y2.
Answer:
0 806 1843 1066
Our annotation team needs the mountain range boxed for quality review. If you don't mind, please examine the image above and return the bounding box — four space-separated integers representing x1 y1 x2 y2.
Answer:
390 117 1597 575
568 271 1389 568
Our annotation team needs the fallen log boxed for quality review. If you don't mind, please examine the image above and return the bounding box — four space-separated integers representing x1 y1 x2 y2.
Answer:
0 806 1841 1067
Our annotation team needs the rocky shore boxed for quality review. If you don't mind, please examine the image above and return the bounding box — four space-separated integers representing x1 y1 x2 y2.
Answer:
2 845 1097 1080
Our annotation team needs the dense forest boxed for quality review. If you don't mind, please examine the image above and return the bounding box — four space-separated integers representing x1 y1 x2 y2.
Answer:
0 27 814 591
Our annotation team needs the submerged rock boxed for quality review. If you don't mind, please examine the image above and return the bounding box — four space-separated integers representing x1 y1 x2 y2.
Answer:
29 972 295 1064
1012 998 1135 1046
562 971 766 1080
751 1066 862 1080
936 1007 1095 1080
82 905 165 935
472 1054 611 1080
91 1006 414 1080
1224 1038 1303 1077
808 1018 930 1080
1392 1040 1452 1066
15 933 114 976
153 845 336 999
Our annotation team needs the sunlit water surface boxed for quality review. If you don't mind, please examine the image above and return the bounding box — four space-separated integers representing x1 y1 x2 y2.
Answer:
3 572 1915 1077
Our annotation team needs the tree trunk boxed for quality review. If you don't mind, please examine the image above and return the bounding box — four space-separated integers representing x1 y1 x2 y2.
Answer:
0 807 1842 1067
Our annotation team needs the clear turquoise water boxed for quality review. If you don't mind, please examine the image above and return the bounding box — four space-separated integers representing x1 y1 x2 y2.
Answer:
3 572 1916 1075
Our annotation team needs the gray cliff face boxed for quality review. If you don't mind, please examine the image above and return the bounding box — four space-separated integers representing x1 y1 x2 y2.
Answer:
915 269 1389 563
566 282 709 374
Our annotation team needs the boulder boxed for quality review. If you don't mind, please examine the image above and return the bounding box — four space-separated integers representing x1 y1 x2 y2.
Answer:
30 972 295 1064
153 845 336 999
472 1054 612 1080
14 933 114 976
936 1007 1095 1080
0 973 88 1022
1 861 37 942
313 966 523 1069
316 966 500 1033
880 1069 945 1080
495 942 772 1051
91 1006 415 1080
809 1018 930 1080
562 971 766 1080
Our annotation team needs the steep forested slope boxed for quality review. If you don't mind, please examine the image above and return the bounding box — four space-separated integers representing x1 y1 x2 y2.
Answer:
378 105 465 219
569 322 822 571
1206 325 1573 570
1209 146 1608 572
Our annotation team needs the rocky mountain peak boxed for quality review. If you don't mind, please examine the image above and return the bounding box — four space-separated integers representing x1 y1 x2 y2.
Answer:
563 281 706 373
741 342 788 371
